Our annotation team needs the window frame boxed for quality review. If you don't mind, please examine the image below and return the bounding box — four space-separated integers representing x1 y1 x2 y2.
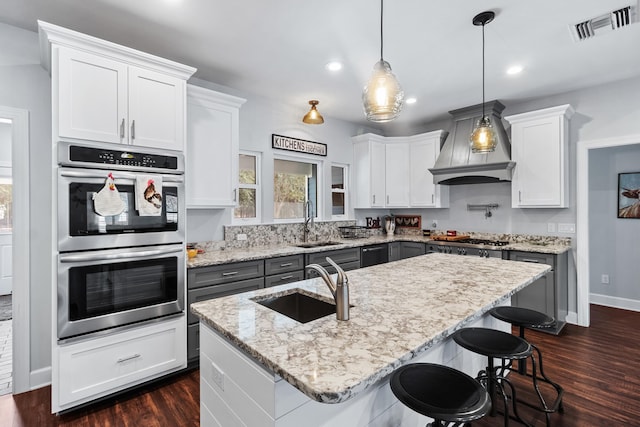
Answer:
330 163 349 220
272 153 323 224
233 150 262 225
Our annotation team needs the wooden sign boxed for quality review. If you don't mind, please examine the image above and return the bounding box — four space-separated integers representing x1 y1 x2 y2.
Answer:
272 134 327 157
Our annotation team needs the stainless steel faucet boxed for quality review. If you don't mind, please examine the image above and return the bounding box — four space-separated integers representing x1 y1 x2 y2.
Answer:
303 200 314 242
306 257 350 321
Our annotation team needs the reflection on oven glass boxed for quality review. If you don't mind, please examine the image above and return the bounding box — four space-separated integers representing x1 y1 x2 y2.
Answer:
166 194 178 223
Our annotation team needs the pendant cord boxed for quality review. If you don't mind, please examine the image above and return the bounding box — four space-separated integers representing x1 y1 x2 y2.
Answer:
380 0 384 61
481 21 486 119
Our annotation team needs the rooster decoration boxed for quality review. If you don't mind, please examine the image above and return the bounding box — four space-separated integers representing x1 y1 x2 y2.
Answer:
144 179 163 209
619 187 640 218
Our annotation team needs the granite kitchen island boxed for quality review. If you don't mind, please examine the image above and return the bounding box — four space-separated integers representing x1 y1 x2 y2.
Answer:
191 253 551 426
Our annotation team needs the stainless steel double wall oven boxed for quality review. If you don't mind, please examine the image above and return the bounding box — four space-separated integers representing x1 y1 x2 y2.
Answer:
57 142 185 340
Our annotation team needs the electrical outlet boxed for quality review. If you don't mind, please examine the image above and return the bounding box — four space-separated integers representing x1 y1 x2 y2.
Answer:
601 274 610 284
558 223 576 233
431 220 438 228
547 223 556 233
210 362 224 390
237 233 247 241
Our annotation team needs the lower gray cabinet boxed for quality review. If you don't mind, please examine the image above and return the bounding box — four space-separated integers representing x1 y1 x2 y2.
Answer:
187 260 265 363
389 241 426 262
509 251 568 334
265 255 305 288
305 248 361 278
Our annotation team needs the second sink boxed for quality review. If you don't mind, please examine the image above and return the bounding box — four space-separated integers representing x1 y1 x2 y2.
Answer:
254 290 337 323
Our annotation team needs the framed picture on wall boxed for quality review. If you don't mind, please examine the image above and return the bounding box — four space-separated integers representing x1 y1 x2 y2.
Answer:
618 172 640 218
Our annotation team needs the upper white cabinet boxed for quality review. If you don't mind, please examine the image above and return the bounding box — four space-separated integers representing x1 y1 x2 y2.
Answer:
352 131 448 209
352 134 386 208
384 141 410 207
409 131 449 208
186 85 246 208
505 105 574 208
39 21 196 151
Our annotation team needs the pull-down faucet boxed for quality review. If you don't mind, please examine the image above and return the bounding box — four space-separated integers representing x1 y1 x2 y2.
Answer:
306 257 350 321
303 200 314 242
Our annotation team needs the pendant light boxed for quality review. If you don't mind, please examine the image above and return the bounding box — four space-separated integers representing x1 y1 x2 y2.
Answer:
362 0 404 122
470 11 497 153
302 100 324 124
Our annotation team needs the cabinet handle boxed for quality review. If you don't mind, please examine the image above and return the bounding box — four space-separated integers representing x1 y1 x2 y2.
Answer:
432 194 434 204
520 258 540 263
386 195 389 204
373 195 375 204
120 118 125 139
280 275 293 280
233 188 237 202
519 190 522 202
222 271 238 276
131 119 136 141
280 262 293 267
117 353 141 363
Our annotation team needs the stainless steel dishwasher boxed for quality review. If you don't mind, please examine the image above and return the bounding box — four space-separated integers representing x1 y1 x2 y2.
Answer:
361 244 389 267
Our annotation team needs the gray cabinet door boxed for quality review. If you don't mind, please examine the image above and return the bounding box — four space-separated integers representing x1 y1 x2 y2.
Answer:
511 271 554 316
388 242 400 262
399 242 426 259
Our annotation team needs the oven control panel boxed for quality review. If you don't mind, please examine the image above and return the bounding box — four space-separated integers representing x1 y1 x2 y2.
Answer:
70 145 178 170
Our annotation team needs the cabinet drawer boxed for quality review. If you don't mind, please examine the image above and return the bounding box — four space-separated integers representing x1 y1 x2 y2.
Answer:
188 277 264 324
56 316 186 410
509 251 555 269
265 270 305 288
188 260 264 289
305 248 361 267
265 255 305 276
306 260 360 279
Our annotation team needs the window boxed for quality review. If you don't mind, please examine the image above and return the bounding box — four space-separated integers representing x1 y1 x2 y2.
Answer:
0 179 12 232
331 165 348 218
234 152 261 223
273 158 318 220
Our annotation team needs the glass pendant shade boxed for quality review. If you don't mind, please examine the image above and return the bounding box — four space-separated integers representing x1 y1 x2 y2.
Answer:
470 116 497 153
362 60 404 122
302 100 324 124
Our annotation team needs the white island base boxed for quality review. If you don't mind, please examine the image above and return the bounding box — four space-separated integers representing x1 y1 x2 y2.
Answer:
199 313 509 427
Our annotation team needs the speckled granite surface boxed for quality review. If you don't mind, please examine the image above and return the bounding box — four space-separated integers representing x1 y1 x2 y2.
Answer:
187 233 570 268
191 253 551 403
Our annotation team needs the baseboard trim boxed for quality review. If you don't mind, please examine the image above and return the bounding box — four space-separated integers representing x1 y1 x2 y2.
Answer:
30 366 51 391
590 293 640 313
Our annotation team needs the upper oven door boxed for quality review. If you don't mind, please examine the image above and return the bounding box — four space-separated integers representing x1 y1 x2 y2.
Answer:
58 168 185 252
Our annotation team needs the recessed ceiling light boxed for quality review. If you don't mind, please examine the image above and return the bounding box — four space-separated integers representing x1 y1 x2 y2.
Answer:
405 97 417 104
506 65 523 75
325 61 343 71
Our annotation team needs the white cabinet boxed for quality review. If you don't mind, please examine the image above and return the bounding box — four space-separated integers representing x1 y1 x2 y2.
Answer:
40 21 196 151
352 131 448 209
186 85 246 208
505 105 574 208
53 316 187 413
352 134 386 208
409 131 449 208
384 141 410 207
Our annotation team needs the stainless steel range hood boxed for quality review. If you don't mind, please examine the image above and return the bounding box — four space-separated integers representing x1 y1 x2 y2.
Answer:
429 100 515 185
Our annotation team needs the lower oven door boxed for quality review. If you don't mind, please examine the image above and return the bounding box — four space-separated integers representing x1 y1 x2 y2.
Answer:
57 244 185 340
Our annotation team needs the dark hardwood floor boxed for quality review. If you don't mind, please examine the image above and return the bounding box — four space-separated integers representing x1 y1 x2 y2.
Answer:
0 304 638 426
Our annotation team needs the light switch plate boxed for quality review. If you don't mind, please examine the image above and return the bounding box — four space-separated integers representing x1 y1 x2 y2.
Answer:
547 223 556 233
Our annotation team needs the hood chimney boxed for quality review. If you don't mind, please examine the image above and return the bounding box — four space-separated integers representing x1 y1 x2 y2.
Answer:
429 100 515 185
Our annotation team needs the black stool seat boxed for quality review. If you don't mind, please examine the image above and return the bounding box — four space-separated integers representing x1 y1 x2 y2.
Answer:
452 327 532 360
489 306 555 330
390 363 491 425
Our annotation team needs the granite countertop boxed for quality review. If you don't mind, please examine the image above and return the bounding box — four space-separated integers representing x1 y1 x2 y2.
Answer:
190 253 551 403
187 234 570 268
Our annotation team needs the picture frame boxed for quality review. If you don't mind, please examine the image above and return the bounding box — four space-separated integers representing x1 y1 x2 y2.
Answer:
394 214 421 228
617 172 640 218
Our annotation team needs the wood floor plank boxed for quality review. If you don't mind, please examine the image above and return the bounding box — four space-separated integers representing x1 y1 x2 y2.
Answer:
0 305 638 426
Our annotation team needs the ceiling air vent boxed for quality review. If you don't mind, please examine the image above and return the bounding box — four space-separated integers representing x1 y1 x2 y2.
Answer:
570 5 637 41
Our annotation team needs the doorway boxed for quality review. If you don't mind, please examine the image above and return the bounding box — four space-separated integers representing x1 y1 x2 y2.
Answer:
0 119 12 395
0 106 30 395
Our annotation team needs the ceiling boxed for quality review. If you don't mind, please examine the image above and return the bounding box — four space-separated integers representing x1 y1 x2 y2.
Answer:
2 0 640 133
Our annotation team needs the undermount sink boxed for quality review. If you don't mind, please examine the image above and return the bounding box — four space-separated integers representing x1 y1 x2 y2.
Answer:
254 291 338 323
294 241 342 249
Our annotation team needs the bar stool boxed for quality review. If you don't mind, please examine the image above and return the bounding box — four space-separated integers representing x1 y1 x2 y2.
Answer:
452 327 534 427
489 306 564 426
389 363 491 427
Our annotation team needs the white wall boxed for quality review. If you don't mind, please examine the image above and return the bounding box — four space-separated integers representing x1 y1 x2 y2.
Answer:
0 23 53 379
589 144 640 301
185 77 378 243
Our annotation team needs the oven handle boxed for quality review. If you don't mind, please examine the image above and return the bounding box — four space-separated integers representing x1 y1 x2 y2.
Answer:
59 247 183 263
59 169 184 183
